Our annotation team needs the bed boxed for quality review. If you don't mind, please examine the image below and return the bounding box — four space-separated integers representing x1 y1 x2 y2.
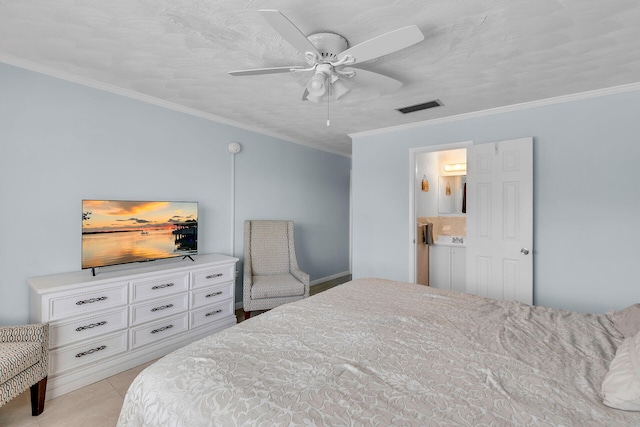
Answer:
117 278 640 426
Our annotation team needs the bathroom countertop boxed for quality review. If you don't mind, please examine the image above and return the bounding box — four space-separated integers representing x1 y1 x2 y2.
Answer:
434 236 466 247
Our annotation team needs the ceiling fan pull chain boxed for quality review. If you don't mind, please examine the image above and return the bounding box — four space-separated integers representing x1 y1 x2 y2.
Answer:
327 79 331 126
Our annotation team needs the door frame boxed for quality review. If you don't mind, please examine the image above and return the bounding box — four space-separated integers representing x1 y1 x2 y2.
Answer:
408 141 473 283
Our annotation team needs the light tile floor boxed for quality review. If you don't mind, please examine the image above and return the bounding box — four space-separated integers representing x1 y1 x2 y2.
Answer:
0 276 350 427
0 359 156 427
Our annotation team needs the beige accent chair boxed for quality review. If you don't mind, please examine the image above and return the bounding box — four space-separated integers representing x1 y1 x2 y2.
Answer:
0 323 49 416
243 220 310 319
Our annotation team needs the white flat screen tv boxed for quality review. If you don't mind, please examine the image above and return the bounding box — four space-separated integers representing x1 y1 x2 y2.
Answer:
82 200 198 270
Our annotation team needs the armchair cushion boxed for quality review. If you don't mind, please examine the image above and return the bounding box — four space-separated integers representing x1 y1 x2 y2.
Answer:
251 274 305 300
249 221 290 275
0 342 43 382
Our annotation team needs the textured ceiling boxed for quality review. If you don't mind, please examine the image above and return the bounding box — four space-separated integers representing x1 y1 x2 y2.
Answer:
1 0 639 156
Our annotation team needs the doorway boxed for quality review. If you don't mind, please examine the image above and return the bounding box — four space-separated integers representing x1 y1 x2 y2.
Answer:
409 142 471 284
409 138 534 304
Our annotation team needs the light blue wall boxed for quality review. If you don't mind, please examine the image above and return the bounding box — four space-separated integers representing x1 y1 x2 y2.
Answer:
0 62 351 325
352 89 640 314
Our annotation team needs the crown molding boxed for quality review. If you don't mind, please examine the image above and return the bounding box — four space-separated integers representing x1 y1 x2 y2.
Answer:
7 52 637 158
350 81 640 139
0 54 350 157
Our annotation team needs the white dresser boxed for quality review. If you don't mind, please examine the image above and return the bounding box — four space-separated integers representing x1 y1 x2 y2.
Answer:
28 253 238 399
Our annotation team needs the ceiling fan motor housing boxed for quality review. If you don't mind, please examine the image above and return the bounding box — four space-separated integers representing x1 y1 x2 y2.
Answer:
307 33 348 62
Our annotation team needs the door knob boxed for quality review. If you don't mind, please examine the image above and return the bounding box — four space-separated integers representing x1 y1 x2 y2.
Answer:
521 248 530 255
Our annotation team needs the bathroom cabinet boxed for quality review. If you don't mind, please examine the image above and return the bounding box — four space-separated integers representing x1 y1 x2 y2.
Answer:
429 245 466 293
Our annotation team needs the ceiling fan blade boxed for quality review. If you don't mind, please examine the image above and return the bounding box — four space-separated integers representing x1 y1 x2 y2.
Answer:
259 10 320 56
338 25 424 64
345 68 403 94
228 66 304 76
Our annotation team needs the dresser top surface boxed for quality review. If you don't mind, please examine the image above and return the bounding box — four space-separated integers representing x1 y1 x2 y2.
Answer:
28 253 238 293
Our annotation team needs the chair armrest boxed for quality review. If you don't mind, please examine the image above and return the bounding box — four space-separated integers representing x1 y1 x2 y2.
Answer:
290 268 310 285
243 258 253 307
0 324 48 344
243 258 253 287
291 268 310 297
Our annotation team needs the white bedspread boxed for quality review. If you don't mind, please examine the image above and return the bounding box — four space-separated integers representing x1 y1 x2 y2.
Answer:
117 278 638 426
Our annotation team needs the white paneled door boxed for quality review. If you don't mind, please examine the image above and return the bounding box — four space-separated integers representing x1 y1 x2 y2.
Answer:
466 138 533 304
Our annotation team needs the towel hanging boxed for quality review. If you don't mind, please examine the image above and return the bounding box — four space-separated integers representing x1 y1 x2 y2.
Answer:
423 222 434 245
462 183 467 213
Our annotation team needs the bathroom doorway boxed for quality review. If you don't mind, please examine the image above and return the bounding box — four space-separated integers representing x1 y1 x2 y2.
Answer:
409 137 534 304
409 141 471 285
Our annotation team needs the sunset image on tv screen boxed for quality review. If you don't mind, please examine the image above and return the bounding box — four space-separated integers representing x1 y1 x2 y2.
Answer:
82 200 198 269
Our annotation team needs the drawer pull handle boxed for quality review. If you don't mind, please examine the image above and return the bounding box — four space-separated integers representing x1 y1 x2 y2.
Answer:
151 325 174 334
75 345 106 358
206 273 224 279
151 283 175 290
151 304 174 312
205 291 223 298
205 309 223 317
76 296 107 305
76 321 107 332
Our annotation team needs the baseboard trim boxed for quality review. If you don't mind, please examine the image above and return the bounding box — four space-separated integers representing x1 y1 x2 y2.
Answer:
310 271 351 286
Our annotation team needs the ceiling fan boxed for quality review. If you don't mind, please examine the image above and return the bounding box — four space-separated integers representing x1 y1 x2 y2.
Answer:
229 10 424 104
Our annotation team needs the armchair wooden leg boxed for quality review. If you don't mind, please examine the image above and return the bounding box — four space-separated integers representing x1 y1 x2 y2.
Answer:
244 311 251 320
30 376 47 416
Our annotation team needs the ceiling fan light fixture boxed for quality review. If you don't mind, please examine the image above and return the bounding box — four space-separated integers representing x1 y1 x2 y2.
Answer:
306 93 323 103
306 73 326 96
332 79 350 100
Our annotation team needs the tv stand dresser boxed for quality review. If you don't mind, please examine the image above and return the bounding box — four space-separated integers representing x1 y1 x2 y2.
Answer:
28 253 238 399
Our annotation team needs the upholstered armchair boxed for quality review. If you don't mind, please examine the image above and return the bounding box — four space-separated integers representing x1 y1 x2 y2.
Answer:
243 220 310 319
0 323 49 416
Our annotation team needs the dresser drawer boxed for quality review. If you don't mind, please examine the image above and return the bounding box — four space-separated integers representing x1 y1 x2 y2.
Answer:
190 300 235 330
50 331 128 375
49 308 128 349
131 273 189 302
130 294 188 326
191 265 234 289
190 282 233 309
130 313 189 349
49 283 128 321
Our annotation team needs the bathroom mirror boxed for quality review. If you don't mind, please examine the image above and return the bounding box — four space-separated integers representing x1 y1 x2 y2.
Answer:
438 175 467 214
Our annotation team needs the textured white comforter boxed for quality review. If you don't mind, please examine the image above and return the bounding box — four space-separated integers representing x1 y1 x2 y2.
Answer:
117 278 638 426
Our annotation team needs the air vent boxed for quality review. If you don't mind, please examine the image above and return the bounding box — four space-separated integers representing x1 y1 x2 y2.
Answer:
396 99 442 114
